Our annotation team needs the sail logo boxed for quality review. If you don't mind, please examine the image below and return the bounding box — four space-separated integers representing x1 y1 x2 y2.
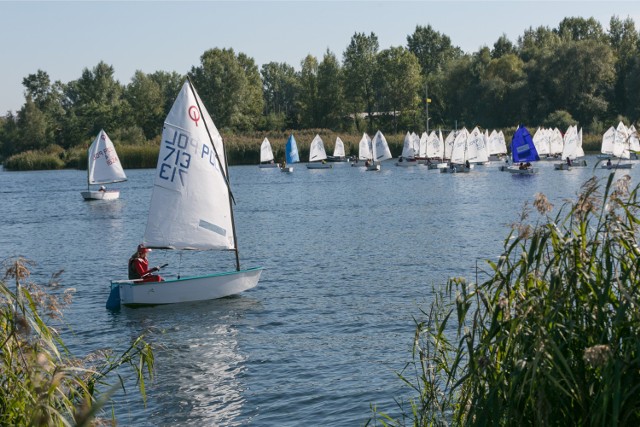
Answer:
188 106 200 126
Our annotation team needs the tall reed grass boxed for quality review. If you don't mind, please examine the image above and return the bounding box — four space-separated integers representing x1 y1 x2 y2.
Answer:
371 171 640 426
0 257 154 425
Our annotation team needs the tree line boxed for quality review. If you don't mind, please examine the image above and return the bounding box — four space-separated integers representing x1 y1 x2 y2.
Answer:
0 15 638 163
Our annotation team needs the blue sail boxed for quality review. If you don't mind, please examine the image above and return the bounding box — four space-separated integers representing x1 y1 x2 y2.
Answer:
285 134 300 164
511 125 540 163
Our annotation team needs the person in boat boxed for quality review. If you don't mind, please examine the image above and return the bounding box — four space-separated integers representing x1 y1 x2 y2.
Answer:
607 158 612 167
128 243 163 282
525 162 532 169
566 157 572 166
519 162 525 170
99 185 107 192
281 160 286 170
465 160 470 169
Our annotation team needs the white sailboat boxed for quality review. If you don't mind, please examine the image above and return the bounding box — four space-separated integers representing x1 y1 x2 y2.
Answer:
601 122 634 169
368 130 392 171
441 128 470 173
327 136 349 162
352 133 372 167
258 137 279 168
81 129 127 200
306 134 332 169
396 131 418 166
555 125 587 170
107 79 262 308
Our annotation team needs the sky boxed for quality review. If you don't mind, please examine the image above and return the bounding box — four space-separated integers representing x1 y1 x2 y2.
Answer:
1 1 639 115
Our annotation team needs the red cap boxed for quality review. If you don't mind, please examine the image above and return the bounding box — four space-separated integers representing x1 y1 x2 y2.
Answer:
138 243 151 253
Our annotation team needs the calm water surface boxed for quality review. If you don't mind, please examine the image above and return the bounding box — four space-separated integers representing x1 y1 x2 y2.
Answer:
0 157 631 426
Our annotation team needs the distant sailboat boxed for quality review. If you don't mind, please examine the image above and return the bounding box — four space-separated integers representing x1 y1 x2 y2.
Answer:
306 134 332 169
258 137 280 168
327 136 349 162
281 134 299 173
396 131 418 166
352 133 372 167
501 125 540 174
368 130 392 171
81 129 127 200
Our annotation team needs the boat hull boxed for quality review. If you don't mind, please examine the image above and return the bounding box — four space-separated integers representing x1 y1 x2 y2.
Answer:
395 161 418 167
306 163 333 169
81 190 120 200
111 267 263 307
500 166 539 174
281 166 294 173
602 163 634 169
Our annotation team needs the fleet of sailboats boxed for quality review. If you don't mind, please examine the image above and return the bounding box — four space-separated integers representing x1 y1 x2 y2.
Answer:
81 129 127 200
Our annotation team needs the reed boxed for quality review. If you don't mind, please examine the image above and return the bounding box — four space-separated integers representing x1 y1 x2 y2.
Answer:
3 150 65 171
0 257 154 425
371 172 640 426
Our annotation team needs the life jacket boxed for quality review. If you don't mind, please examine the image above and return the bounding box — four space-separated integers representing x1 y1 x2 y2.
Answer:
128 255 142 279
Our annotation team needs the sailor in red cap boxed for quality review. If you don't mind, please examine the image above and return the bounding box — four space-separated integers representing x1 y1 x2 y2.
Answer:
128 243 163 282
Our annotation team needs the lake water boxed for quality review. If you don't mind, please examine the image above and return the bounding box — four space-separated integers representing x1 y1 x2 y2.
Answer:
0 156 631 426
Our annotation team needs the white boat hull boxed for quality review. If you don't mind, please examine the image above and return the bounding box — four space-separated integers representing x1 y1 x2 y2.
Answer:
366 164 381 171
259 163 280 168
306 163 333 169
281 166 294 173
500 165 539 174
111 267 262 307
81 190 120 200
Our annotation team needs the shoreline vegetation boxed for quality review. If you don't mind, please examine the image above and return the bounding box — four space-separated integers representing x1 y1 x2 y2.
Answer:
2 130 604 171
370 173 640 426
0 257 154 425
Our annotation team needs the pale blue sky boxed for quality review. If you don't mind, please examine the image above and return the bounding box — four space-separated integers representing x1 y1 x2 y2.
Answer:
1 1 639 114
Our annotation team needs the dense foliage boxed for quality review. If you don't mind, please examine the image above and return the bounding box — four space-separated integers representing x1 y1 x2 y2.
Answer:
0 257 154 425
371 171 640 426
1 15 639 166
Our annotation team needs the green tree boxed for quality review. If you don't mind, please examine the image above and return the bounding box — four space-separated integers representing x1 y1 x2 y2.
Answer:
375 46 421 132
317 50 344 130
342 32 379 132
124 71 164 140
492 34 516 59
608 15 640 119
298 54 319 128
406 25 462 77
478 53 527 128
556 16 606 42
62 61 127 147
260 62 300 129
191 48 263 131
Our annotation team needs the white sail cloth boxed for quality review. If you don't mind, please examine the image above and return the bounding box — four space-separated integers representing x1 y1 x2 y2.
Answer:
87 129 127 185
144 81 234 251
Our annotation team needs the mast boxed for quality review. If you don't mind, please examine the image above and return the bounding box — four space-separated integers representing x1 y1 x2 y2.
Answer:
186 76 241 271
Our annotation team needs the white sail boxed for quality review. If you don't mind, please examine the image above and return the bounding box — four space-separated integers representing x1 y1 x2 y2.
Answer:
549 128 564 155
628 125 640 152
87 129 127 185
419 132 428 158
411 132 420 155
309 134 328 162
533 127 549 156
561 125 579 160
144 81 234 251
601 126 615 156
333 137 346 157
613 121 630 159
401 131 415 158
450 128 469 165
358 133 372 160
260 137 275 163
444 130 456 160
576 127 585 157
425 131 441 158
467 126 488 163
372 130 392 162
